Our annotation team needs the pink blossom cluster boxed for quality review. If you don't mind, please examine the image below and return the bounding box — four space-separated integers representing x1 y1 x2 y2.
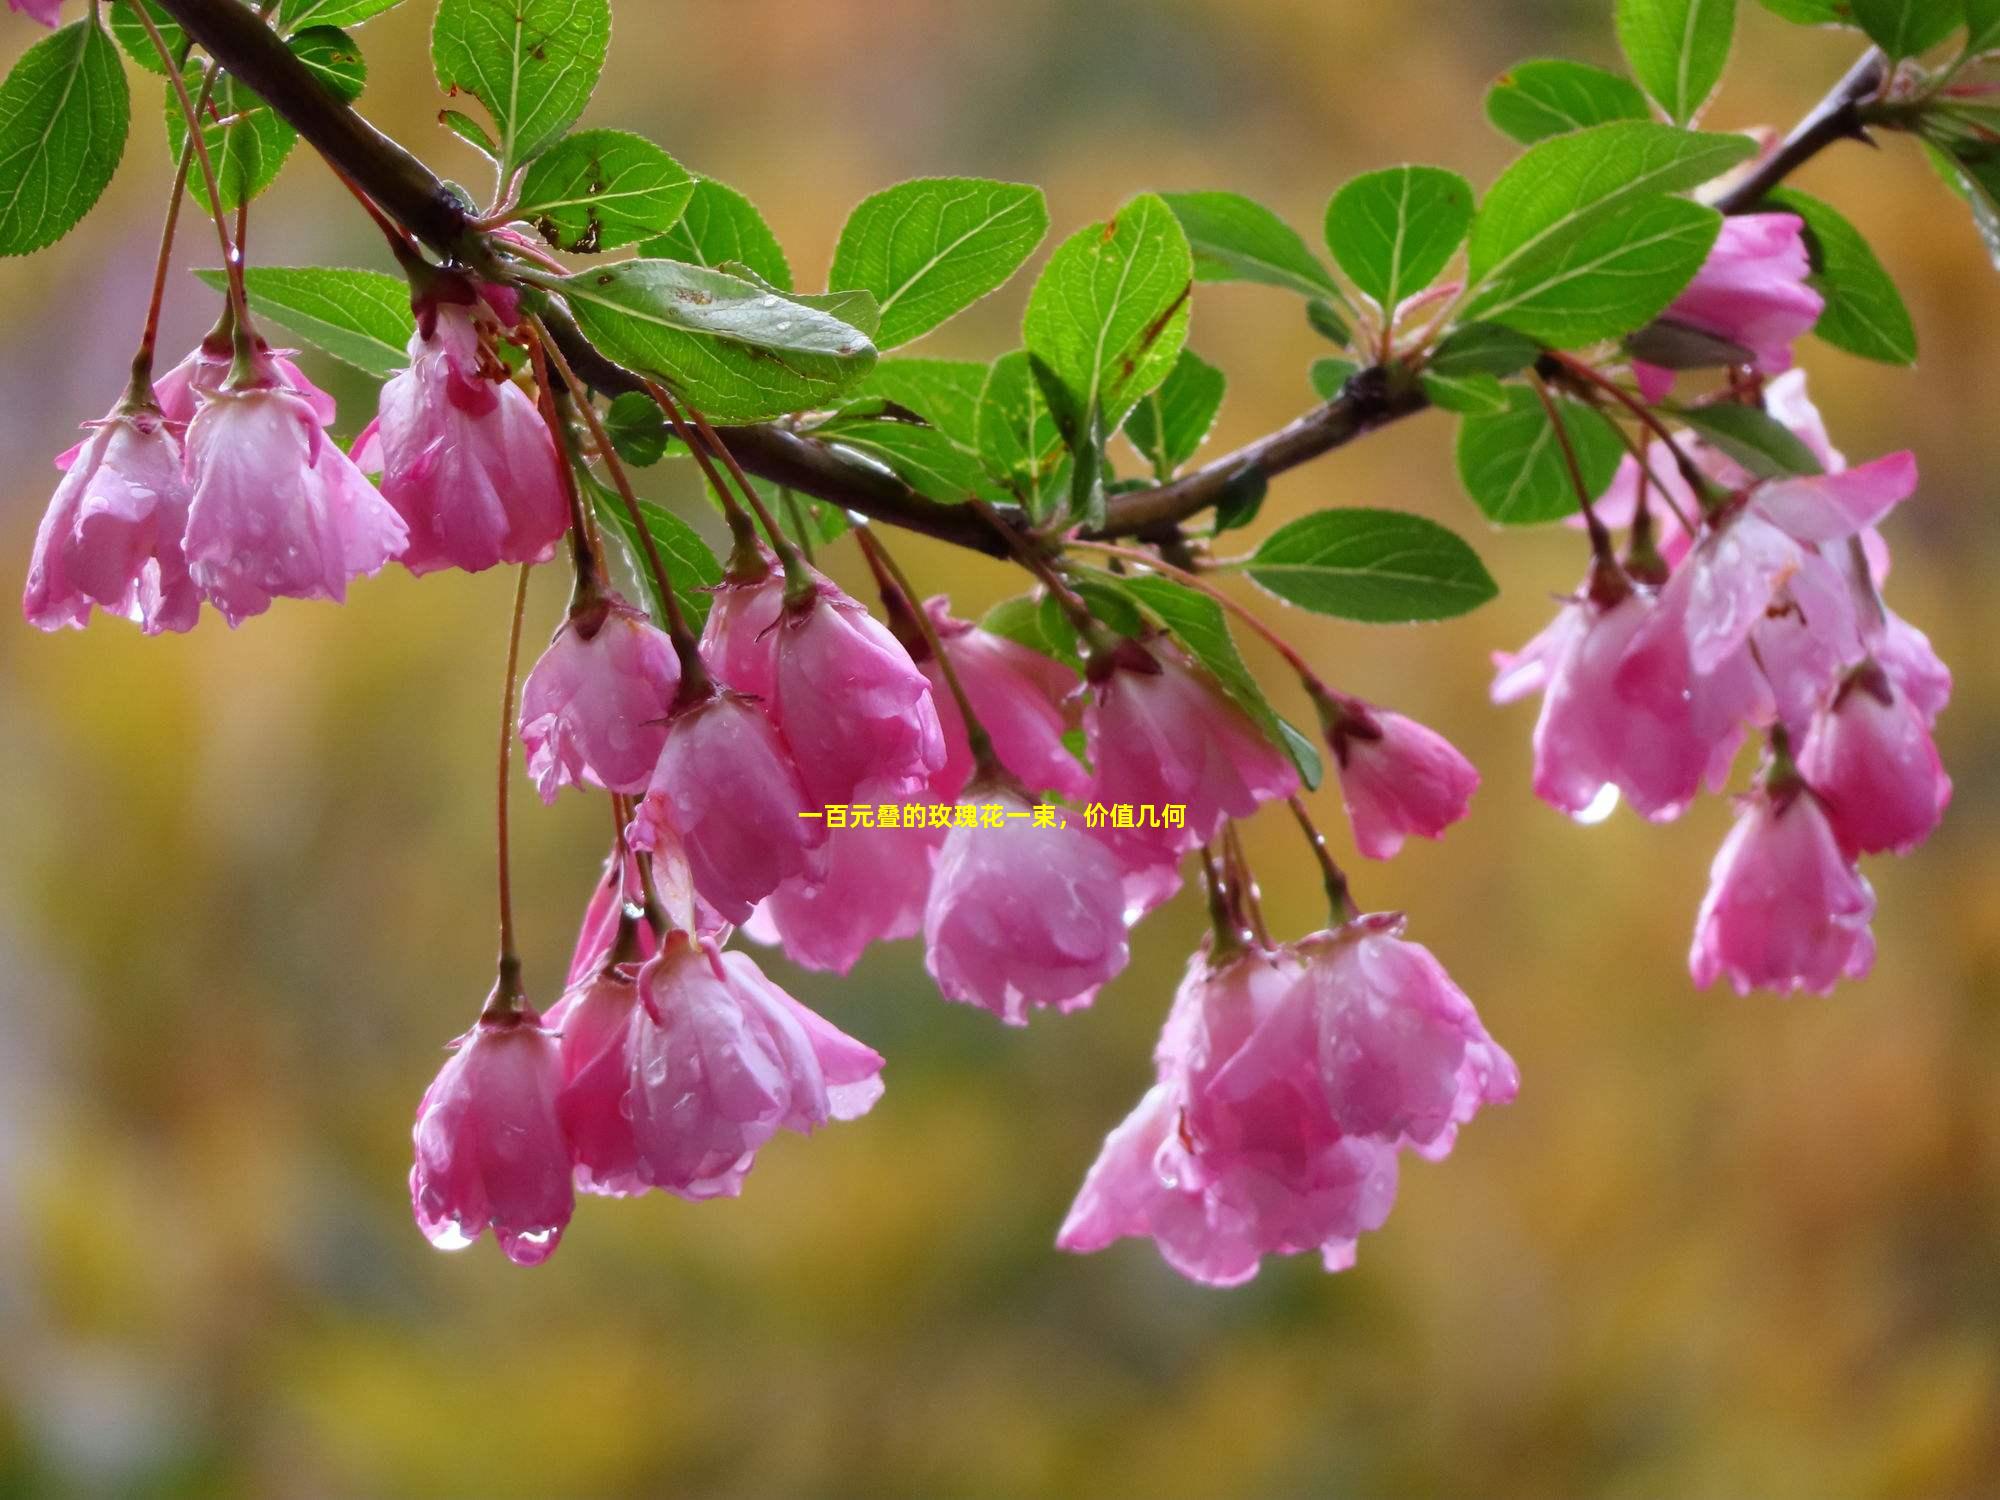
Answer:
1494 214 1951 996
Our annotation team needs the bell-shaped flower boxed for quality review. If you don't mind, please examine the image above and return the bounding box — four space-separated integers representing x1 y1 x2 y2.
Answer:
625 938 883 1198
921 597 1088 801
1323 699 1478 859
923 784 1129 1024
25 402 197 634
698 549 785 703
181 356 409 625
1872 607 1951 726
409 1005 574 1266
553 967 649 1198
1690 780 1876 996
1798 662 1951 857
772 567 945 807
518 592 679 802
154 338 335 431
357 302 568 576
1632 213 1824 401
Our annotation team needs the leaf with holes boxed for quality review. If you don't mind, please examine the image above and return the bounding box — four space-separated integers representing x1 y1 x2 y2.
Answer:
1766 186 1916 363
1242 508 1498 623
1455 386 1626 524
431 0 610 176
829 177 1048 350
193 265 415 378
1125 349 1225 480
640 176 791 290
0 20 128 257
517 129 692 253
1486 58 1652 143
1160 190 1340 299
1616 0 1737 124
1326 166 1475 313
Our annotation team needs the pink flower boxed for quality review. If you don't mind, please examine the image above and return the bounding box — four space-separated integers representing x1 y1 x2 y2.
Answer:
625 938 883 1198
1299 913 1518 1158
773 568 945 807
1324 701 1478 859
1633 213 1824 401
553 968 649 1198
25 404 197 635
1798 663 1950 856
358 303 567 576
181 366 409 626
921 598 1088 800
638 687 826 924
698 552 785 702
1690 783 1876 996
923 786 1129 1024
8 1 63 26
1873 608 1951 726
518 593 679 802
1085 638 1300 858
154 339 335 430
409 1007 574 1266
745 785 943 974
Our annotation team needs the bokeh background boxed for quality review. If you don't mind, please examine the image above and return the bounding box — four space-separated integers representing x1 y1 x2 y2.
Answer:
1 1 1996 1495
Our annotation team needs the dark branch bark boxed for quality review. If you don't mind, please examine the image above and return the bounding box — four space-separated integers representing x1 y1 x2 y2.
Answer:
1714 49 1886 215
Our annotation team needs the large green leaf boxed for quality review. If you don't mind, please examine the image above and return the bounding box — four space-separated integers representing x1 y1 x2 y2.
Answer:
516 129 693 253
1485 59 1652 143
0 19 128 257
431 0 610 175
1849 0 1961 54
1326 165 1474 314
1616 0 1737 124
1160 189 1340 299
1765 186 1916 363
639 177 791 290
828 177 1048 350
109 0 185 76
1124 348 1225 480
550 259 877 423
589 480 722 633
1455 387 1626 525
975 350 1069 519
1241 508 1498 623
192 264 415 377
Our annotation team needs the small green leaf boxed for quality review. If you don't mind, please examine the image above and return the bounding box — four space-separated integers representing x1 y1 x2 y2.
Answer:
1242 508 1499 623
1159 189 1340 299
1212 466 1269 535
1326 165 1475 313
982 595 1082 668
1753 0 1849 20
1101 572 1323 789
1765 186 1917 363
277 0 404 31
1022 193 1195 437
1849 0 1961 55
431 0 610 176
828 177 1049 350
1421 370 1511 414
516 129 693 253
194 265 416 377
640 176 791 290
975 350 1069 519
292 25 370 100
1125 349 1225 480
1925 134 2000 268
109 0 185 76
550 259 877 423
589 481 722 632
1485 59 1652 143
440 108 497 157
0 19 128 257
1309 357 1360 400
1617 0 1737 124
1674 401 1825 475
1306 297 1353 345
605 390 672 467
1430 321 1541 377
1624 317 1755 368
1455 387 1625 524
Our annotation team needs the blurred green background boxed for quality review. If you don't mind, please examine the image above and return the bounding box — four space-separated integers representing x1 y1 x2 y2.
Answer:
2 1 1997 1496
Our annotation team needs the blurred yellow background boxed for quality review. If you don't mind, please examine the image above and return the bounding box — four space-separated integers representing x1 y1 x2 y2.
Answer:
2 1 1997 1495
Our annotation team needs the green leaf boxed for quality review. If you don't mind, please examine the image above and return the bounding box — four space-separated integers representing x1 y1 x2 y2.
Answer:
1421 370 1511 414
440 107 497 157
1102 573 1323 789
982 595 1083 669
1925 135 2000 268
605 390 672 467
828 177 1048 350
1616 0 1737 124
1125 349 1225 480
194 265 416 377
1212 467 1269 534
1466 122 1754 322
109 0 185 76
276 0 404 31
1309 357 1360 400
514 129 692 253
1966 0 2000 54
1624 317 1755 368
854 358 987 443
1485 59 1652 143
1754 0 1849 20
0 20 127 257
1430 321 1541 377
550 259 878 423
1241 508 1499 623
1305 297 1353 345
1455 387 1625 524
1674 401 1824 475
1765 186 1917 363
431 0 610 176
814 414 1008 504
292 24 370 104
975 350 1069 519
1470 192 1723 346
588 481 722 633
1159 189 1340 299
640 176 791 290
1849 0 1961 54
1326 165 1475 313
840 358 1011 505
1022 193 1194 440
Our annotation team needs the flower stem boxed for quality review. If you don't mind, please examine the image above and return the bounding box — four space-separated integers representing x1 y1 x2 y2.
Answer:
491 563 533 1013
130 62 223 396
641 379 796 578
1548 350 1724 515
1288 794 1358 928
1528 373 1628 605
